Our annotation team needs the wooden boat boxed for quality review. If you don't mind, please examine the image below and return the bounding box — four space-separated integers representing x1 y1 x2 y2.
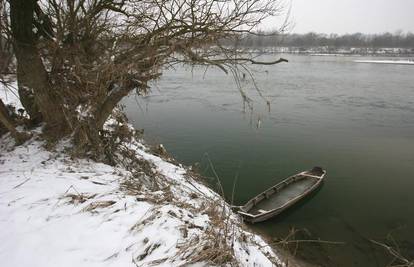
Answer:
237 167 326 223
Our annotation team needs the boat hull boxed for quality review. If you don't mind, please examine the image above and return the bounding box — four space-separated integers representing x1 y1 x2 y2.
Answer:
238 167 326 223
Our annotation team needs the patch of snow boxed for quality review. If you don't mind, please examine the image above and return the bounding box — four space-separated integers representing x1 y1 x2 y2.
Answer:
309 53 346 57
76 104 93 120
0 81 22 109
354 60 414 65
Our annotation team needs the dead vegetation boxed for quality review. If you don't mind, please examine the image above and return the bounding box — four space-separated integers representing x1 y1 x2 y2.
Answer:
371 234 414 267
266 227 346 266
81 200 116 212
273 227 345 252
176 199 236 266
66 193 97 205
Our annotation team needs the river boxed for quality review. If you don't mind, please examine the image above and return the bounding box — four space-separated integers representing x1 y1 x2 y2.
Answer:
124 54 414 266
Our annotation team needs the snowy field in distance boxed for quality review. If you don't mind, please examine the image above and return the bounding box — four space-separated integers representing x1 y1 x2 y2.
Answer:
354 59 414 65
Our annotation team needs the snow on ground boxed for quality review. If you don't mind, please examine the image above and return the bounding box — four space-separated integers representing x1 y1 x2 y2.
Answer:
309 53 347 57
354 59 414 65
0 133 283 267
0 85 284 267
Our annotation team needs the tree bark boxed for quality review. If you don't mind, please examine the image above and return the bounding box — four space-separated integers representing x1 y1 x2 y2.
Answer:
95 87 132 130
10 0 68 134
17 85 42 124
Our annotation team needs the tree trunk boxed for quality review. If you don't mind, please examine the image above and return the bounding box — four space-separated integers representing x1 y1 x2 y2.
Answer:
17 85 42 124
10 0 68 135
95 88 132 130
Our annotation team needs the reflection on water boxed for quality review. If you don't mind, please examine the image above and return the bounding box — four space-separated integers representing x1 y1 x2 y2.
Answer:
124 55 414 266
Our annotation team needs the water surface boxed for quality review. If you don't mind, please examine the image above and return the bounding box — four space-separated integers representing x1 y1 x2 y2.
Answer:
124 54 414 266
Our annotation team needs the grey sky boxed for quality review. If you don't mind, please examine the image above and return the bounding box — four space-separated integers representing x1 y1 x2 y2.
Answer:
265 0 414 34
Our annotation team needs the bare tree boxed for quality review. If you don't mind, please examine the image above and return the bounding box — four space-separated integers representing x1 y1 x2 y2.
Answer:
2 0 287 154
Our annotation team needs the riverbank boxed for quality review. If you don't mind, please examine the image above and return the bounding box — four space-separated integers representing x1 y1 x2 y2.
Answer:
242 46 414 57
0 84 293 266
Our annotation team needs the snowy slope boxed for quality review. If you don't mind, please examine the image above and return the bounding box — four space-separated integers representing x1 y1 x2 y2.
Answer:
0 84 284 267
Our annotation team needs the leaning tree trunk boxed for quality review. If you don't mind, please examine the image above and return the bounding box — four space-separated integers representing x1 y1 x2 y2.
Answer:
72 86 133 157
10 0 68 135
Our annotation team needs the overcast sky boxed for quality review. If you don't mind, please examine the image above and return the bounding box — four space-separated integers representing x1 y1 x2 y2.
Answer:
265 0 414 34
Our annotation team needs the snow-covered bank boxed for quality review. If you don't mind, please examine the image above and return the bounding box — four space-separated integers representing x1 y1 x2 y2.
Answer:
0 86 286 266
354 59 414 65
0 133 285 266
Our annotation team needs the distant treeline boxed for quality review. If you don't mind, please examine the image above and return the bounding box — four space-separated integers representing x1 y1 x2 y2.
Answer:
233 32 414 48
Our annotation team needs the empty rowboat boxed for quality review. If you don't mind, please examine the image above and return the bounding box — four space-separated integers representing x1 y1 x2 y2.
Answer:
237 167 326 223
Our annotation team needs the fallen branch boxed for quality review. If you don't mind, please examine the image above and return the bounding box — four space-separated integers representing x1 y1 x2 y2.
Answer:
370 239 413 267
247 58 289 65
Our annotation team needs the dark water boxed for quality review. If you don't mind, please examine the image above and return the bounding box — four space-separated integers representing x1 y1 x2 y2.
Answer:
124 55 414 266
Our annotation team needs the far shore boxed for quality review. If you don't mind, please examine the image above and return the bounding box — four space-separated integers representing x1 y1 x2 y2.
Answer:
240 46 414 57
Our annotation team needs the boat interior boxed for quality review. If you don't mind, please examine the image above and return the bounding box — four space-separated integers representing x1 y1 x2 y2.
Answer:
243 167 325 216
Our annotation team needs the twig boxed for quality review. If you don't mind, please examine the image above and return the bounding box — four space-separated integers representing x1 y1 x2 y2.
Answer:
12 177 30 189
203 153 225 198
53 185 81 208
230 161 242 206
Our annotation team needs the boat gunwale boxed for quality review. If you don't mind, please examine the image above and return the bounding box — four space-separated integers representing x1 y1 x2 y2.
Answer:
238 170 326 220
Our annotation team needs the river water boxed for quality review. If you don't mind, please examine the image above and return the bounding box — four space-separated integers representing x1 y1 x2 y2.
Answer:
124 54 414 266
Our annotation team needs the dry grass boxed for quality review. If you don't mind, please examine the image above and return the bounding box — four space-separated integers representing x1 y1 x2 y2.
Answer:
81 200 116 212
176 199 237 266
66 193 97 205
170 154 239 266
